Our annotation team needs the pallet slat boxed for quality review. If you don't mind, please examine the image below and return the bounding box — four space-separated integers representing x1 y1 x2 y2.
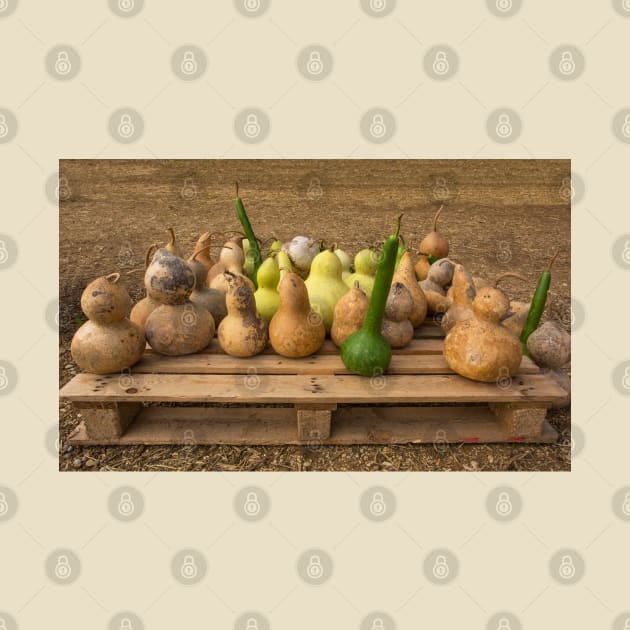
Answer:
67 406 558 446
60 372 566 404
131 351 540 376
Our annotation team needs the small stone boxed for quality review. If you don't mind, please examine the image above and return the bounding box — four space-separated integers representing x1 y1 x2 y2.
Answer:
85 458 98 467
72 458 82 468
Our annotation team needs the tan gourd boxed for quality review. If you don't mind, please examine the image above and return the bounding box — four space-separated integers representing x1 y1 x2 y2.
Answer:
217 272 268 357
418 205 449 260
331 281 369 348
188 247 227 326
71 273 145 374
392 251 427 327
130 244 161 328
269 271 325 357
192 231 215 271
420 257 455 314
414 253 431 281
209 237 254 294
164 227 183 258
444 286 522 382
441 264 476 333
380 282 414 348
145 248 195 305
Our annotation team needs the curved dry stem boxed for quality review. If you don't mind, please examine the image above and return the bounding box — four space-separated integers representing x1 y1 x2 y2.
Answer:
494 271 528 287
144 243 159 269
167 227 176 247
105 272 121 284
432 205 444 232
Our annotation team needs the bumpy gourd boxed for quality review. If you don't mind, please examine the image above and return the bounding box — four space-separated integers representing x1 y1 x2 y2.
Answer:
305 247 349 332
331 281 369 348
393 251 428 327
420 257 455 314
526 321 570 368
71 273 145 374
344 248 378 297
381 282 414 348
217 272 268 357
130 244 161 328
145 248 195 305
254 257 280 322
164 227 183 258
444 287 522 382
269 271 325 357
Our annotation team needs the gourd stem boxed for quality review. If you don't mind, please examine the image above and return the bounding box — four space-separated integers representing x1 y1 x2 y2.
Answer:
547 250 559 272
105 272 121 284
432 205 444 232
167 227 176 247
494 271 528 287
144 243 159 269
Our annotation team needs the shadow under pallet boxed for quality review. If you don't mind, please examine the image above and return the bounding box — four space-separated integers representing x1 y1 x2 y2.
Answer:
60 324 566 446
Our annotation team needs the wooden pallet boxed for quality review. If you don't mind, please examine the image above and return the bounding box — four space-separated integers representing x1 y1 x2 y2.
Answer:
60 325 566 446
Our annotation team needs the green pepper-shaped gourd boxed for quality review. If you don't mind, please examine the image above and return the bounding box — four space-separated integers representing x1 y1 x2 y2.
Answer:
340 215 402 376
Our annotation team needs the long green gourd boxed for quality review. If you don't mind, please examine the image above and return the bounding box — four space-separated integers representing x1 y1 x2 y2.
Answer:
519 251 558 356
340 215 402 376
234 182 262 289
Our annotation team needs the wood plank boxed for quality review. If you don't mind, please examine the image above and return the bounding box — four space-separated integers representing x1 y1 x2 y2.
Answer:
74 402 142 439
60 372 566 404
130 351 540 376
489 403 547 439
296 405 333 441
67 405 558 446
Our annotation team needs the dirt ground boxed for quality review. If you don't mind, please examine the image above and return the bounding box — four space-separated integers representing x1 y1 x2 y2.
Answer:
59 159 571 472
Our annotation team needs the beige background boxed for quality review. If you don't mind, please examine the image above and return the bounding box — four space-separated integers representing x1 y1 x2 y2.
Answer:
1 1 629 629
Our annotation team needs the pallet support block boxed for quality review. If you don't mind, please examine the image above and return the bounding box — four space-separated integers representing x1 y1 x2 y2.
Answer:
296 404 336 442
489 403 547 439
75 402 143 439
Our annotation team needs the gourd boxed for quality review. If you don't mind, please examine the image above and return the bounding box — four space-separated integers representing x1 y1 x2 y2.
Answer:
71 273 145 374
192 231 215 271
144 251 215 355
304 246 349 332
526 321 570 368
144 248 195 304
165 227 183 258
217 271 269 357
501 304 531 338
188 247 227 326
335 248 352 280
444 286 522 382
441 264 476 333
414 253 431 281
254 256 280 322
381 282 414 348
130 244 161 328
392 251 428 327
282 236 320 277
331 281 369 348
209 237 254 294
420 258 455 314
340 215 401 377
418 205 449 260
276 250 294 281
344 248 378 297
269 271 325 357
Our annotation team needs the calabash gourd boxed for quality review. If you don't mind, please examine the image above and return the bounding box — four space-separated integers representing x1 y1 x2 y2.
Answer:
418 205 449 260
380 282 414 348
254 256 280 322
304 247 349 332
414 253 431 281
444 286 522 382
335 248 352 280
275 250 294 282
192 231 215 271
344 248 378 297
130 244 161 328
165 227 183 258
71 273 145 374
269 271 325 357
217 272 269 357
393 251 428 327
526 321 570 368
441 264 476 333
145 248 195 305
340 216 402 377
331 281 369 348
210 237 254 294
420 258 455 314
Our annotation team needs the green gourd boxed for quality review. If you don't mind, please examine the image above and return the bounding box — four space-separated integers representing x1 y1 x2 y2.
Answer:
254 257 280 322
344 248 378 298
341 215 402 377
304 246 349 332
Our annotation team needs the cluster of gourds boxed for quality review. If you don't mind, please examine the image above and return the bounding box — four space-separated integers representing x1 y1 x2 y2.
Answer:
70 192 569 386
